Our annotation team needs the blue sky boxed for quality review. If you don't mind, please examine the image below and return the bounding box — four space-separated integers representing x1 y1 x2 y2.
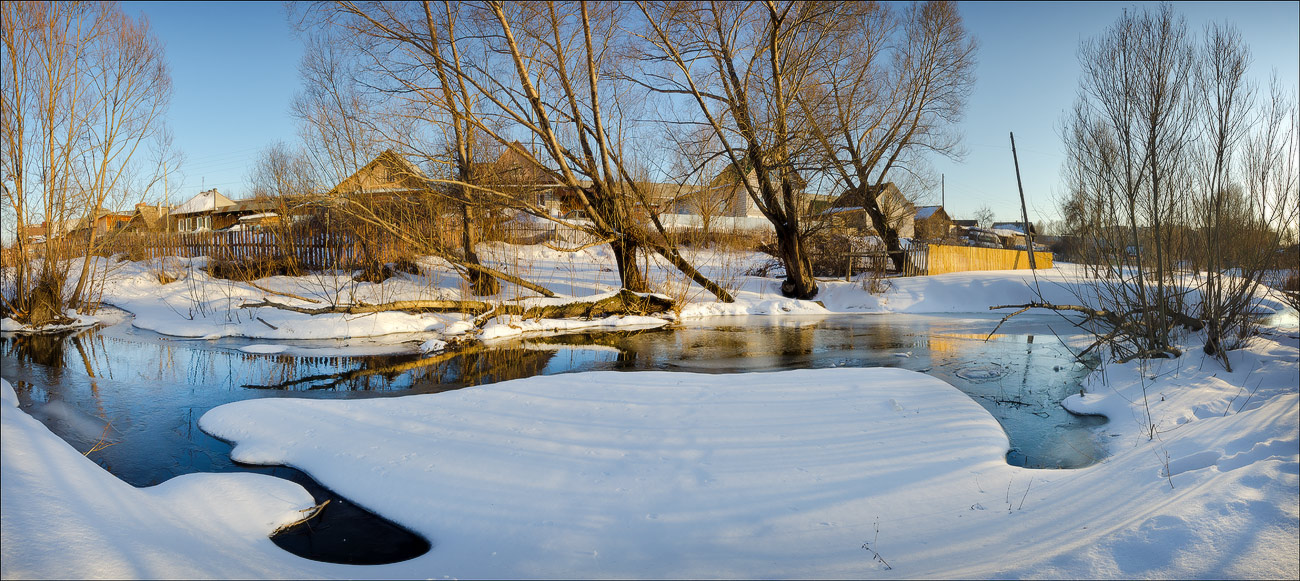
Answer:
122 1 1299 225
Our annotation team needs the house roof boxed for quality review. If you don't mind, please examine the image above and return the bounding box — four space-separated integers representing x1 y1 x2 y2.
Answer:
828 183 909 211
329 149 434 196
131 204 170 230
710 158 807 192
991 221 1035 235
914 206 946 220
215 199 276 215
172 189 236 215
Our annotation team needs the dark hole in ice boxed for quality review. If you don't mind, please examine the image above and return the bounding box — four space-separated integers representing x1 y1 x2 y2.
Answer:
238 463 432 565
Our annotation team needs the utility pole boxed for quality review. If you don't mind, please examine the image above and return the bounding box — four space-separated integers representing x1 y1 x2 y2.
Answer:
1009 132 1037 269
941 174 945 208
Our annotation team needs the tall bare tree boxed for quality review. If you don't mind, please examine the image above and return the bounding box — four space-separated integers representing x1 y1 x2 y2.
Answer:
636 0 835 299
1061 5 1297 367
636 1 972 297
1062 5 1198 360
799 0 975 272
2 1 170 326
304 0 733 301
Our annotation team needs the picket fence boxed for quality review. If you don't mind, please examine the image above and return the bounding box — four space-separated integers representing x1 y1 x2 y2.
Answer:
98 230 426 271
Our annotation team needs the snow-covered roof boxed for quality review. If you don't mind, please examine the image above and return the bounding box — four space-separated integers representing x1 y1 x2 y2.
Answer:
915 206 942 220
171 190 235 216
991 222 1030 234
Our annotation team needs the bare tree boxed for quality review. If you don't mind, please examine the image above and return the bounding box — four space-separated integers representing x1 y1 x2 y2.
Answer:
1 1 170 326
1061 5 1198 361
636 0 836 299
973 204 994 229
799 0 975 272
1059 6 1297 367
636 1 972 297
306 0 733 301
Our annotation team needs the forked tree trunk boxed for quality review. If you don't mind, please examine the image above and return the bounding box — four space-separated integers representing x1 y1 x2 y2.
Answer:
776 224 817 299
609 238 648 293
460 205 499 295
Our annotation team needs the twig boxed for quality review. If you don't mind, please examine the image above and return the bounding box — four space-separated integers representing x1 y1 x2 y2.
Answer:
247 281 321 304
272 499 331 534
861 517 892 570
544 236 616 253
1017 476 1034 510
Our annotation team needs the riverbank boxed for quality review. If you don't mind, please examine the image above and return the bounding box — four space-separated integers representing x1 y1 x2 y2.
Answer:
2 246 1214 345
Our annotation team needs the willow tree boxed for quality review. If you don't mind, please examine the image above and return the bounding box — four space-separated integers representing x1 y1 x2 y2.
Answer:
799 1 975 272
307 0 733 301
636 0 837 299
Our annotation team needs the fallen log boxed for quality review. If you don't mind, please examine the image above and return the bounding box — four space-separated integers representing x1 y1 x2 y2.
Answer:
239 289 675 322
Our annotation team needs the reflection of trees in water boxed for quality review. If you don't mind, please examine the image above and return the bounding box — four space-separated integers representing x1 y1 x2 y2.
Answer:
4 332 70 370
245 345 561 392
4 328 112 419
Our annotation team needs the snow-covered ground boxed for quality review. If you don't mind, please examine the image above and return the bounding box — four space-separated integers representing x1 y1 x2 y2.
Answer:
2 245 1180 344
2 246 1298 578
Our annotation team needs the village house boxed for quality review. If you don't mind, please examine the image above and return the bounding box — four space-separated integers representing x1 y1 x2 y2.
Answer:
991 221 1040 249
821 183 916 239
169 189 236 232
214 198 280 231
65 209 133 239
479 143 692 220
125 202 172 233
913 206 953 241
330 149 435 200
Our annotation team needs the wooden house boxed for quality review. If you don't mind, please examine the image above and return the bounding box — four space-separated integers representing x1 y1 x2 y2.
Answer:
214 198 280 231
66 209 133 240
821 183 915 239
913 206 953 240
329 149 435 199
170 189 236 232
125 203 171 233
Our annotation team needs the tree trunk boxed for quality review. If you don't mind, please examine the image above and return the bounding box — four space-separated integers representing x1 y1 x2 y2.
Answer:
776 223 817 299
461 205 499 295
610 237 648 292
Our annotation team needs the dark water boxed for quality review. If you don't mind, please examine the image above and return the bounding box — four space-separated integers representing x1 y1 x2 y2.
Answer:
1 309 1106 564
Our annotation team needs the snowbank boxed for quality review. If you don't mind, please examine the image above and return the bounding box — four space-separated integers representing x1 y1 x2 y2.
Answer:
0 379 333 579
191 339 1299 579
0 310 100 333
3 250 1296 578
6 330 1293 578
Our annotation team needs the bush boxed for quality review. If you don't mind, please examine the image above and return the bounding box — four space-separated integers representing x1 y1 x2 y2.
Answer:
207 255 298 282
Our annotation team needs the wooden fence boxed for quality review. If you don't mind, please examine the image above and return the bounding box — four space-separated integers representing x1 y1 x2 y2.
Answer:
96 230 424 271
925 244 1052 275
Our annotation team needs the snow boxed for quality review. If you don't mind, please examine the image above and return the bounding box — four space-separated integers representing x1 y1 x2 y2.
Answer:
0 310 100 333
170 190 235 216
191 333 1296 579
915 206 941 220
2 246 1297 578
1 379 332 579
70 250 1124 346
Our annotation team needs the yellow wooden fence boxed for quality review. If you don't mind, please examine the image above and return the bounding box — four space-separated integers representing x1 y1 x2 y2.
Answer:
926 244 1052 275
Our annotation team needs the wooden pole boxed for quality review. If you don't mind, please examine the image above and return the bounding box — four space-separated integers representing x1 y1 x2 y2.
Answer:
1009 132 1037 269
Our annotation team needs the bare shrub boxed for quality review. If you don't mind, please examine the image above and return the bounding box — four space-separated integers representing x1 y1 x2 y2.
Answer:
207 256 297 283
1059 6 1297 368
807 232 856 278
